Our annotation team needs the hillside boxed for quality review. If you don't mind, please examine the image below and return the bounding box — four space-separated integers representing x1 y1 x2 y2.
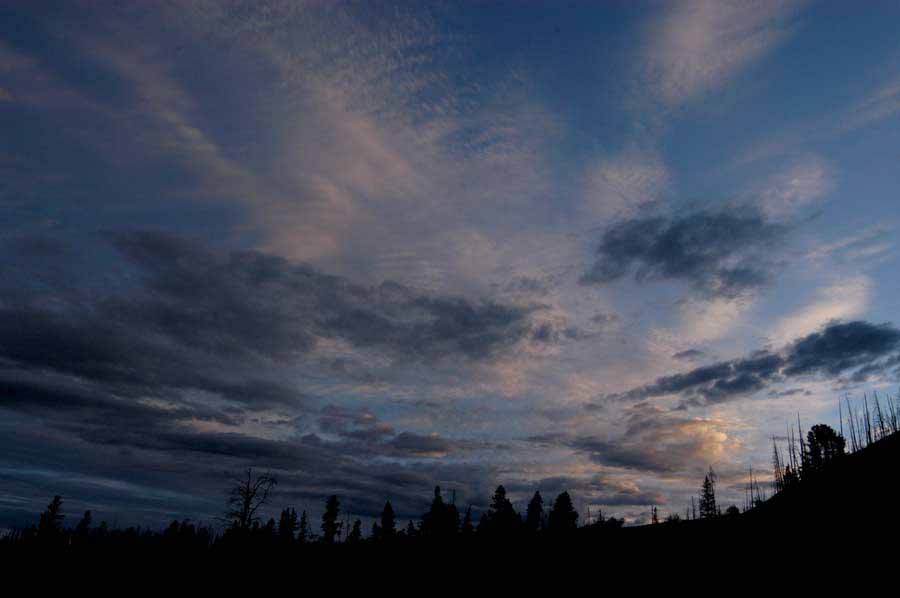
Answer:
598 431 900 555
743 430 900 532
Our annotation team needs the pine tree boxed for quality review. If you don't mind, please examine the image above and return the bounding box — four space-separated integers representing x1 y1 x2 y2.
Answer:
547 491 578 533
347 519 363 544
277 507 298 542
699 467 717 519
805 424 846 475
74 510 93 537
321 495 342 544
297 510 310 543
525 491 544 533
480 485 520 536
370 500 397 542
37 495 64 539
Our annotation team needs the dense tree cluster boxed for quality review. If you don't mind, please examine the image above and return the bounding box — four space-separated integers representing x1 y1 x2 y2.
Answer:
1 479 621 552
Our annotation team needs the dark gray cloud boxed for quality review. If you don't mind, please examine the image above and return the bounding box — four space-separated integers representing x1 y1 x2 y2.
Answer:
608 321 900 406
582 208 788 298
0 231 542 527
112 231 535 362
0 232 537 407
672 349 705 361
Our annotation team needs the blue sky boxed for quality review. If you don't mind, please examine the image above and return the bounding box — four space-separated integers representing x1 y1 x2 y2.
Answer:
3 0 900 529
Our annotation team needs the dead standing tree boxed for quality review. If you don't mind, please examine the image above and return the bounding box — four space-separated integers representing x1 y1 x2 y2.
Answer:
224 468 278 531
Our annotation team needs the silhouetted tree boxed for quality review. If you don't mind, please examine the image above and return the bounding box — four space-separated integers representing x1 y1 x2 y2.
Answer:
263 517 277 539
479 485 521 537
224 469 277 531
347 519 363 544
420 486 459 539
525 491 544 533
404 520 417 538
804 424 845 475
379 501 396 538
547 491 578 533
782 464 799 489
37 495 64 540
651 506 659 525
74 510 92 538
725 505 741 518
321 495 341 544
699 467 717 519
278 507 298 542
297 510 311 544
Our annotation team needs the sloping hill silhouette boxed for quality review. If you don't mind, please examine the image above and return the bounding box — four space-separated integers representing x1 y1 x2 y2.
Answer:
601 430 900 558
743 430 900 533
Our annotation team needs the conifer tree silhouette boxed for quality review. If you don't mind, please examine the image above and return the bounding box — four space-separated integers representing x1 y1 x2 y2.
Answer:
547 491 578 533
525 491 544 533
278 507 298 542
297 510 310 544
805 424 845 475
379 501 396 538
321 495 342 544
699 467 717 519
37 495 64 541
347 519 363 544
480 485 521 536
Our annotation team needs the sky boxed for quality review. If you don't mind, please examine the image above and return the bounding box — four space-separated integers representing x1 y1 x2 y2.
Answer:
3 0 900 530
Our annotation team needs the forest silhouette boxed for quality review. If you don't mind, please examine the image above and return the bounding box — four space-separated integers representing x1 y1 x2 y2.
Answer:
4 393 900 562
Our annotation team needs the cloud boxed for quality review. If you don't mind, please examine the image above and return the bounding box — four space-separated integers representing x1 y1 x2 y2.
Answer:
758 155 834 217
0 231 547 526
772 275 872 344
0 231 540 426
584 148 669 218
568 405 734 473
805 227 894 264
673 349 705 362
738 74 900 165
609 320 900 406
838 77 900 133
582 207 789 299
112 231 536 363
640 0 806 105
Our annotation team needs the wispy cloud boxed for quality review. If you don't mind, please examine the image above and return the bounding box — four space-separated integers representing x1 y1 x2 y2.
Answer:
608 320 900 407
738 73 900 165
805 226 894 264
771 275 872 344
583 147 670 218
639 0 807 105
757 154 834 217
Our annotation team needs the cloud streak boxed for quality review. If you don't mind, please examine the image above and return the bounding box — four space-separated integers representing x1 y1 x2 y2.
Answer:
582 207 789 299
640 0 806 105
608 321 900 406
